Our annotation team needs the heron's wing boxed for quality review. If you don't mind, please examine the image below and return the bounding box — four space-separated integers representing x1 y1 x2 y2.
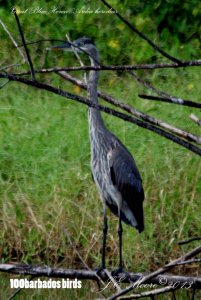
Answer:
108 144 144 232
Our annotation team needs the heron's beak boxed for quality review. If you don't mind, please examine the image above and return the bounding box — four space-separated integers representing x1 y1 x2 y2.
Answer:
46 42 72 51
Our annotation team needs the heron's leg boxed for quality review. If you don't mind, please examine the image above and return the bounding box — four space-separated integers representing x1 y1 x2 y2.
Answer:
118 212 123 270
112 206 123 276
101 201 108 269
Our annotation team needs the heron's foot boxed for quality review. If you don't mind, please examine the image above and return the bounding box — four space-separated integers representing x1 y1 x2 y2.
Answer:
111 267 126 277
95 265 105 276
111 267 130 282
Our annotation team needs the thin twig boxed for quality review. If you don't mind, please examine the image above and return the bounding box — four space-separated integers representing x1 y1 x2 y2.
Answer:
1 72 201 156
178 237 201 246
104 269 122 293
100 0 182 64
10 59 201 76
17 38 68 48
0 18 26 61
62 226 106 290
57 71 201 145
139 94 201 109
169 258 201 267
106 245 201 300
13 8 35 80
129 71 169 97
62 227 90 270
119 286 175 299
0 63 22 71
130 71 201 110
8 275 36 300
190 114 201 127
65 34 87 84
0 80 9 89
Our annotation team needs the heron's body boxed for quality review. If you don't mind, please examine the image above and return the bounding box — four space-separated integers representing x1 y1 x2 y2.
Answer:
89 102 144 231
50 37 144 270
88 47 144 233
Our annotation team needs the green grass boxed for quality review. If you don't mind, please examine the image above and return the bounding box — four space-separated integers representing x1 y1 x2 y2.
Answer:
0 65 201 299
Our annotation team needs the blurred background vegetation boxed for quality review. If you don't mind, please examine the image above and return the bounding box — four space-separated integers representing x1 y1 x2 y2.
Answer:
0 0 201 299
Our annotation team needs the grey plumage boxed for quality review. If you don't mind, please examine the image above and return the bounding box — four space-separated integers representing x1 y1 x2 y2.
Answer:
50 37 144 270
86 36 144 231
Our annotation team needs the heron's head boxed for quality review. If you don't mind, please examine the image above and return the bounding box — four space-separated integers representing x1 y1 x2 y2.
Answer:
48 36 99 63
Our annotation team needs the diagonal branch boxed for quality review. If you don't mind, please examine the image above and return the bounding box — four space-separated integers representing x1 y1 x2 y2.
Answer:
13 8 35 80
107 245 201 300
0 18 26 62
130 71 201 109
129 70 170 97
178 237 201 246
0 63 22 71
119 286 176 299
1 71 201 156
57 71 201 144
190 114 201 127
1 71 201 155
65 34 88 84
100 0 182 64
139 94 201 109
8 275 36 300
0 79 9 89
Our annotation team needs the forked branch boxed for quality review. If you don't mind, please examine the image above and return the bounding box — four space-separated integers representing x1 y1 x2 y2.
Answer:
0 263 201 288
107 245 201 300
57 71 201 145
0 72 201 156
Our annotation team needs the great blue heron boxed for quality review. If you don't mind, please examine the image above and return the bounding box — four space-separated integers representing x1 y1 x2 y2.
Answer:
50 37 144 272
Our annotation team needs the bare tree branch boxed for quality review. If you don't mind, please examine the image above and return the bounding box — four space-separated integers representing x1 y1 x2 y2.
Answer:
0 79 9 89
168 258 201 267
190 114 201 127
57 71 201 145
129 71 169 97
0 18 26 62
17 38 68 48
104 269 122 293
178 237 201 246
139 94 201 109
107 245 201 300
1 72 201 156
100 0 182 64
65 34 88 84
10 59 201 75
13 8 35 80
8 275 36 300
119 286 176 299
130 71 201 110
0 263 201 288
0 63 22 71
62 227 90 270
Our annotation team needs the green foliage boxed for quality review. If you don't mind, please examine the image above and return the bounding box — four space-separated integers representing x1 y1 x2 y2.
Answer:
0 0 200 66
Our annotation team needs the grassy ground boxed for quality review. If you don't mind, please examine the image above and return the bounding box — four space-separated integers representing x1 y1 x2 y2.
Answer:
0 53 201 299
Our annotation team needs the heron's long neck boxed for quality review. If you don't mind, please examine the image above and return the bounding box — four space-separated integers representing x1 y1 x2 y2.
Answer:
88 53 105 131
